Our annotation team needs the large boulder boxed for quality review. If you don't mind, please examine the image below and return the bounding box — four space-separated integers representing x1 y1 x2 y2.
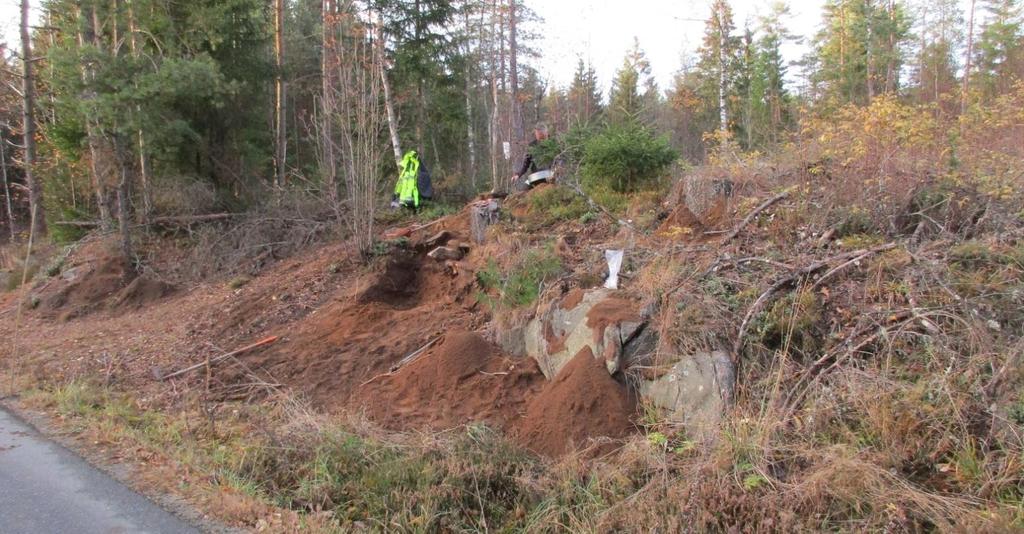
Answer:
639 351 734 437
515 288 649 379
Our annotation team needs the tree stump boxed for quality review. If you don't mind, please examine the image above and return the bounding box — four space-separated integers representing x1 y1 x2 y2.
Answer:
470 199 500 244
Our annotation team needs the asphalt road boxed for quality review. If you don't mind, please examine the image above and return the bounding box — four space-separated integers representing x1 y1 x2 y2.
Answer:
0 406 200 534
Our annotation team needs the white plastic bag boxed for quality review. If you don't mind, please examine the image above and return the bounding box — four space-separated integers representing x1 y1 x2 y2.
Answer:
604 249 624 289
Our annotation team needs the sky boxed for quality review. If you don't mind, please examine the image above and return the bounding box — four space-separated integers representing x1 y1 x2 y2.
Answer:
0 0 825 91
0 0 982 95
522 0 826 91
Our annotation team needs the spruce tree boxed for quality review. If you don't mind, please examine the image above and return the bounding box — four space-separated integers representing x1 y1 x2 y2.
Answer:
973 0 1023 98
608 38 653 126
567 58 602 126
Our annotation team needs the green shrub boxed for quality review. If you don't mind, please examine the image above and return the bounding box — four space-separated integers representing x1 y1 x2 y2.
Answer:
581 123 677 193
835 206 876 237
477 246 563 309
525 185 589 228
503 247 563 307
417 202 458 222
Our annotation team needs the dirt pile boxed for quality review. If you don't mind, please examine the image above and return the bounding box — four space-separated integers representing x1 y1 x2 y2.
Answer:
40 254 129 317
110 276 176 309
512 347 636 457
358 331 544 430
220 241 484 412
30 239 177 321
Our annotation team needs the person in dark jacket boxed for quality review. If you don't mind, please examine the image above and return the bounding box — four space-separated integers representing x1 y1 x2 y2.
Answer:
511 124 550 190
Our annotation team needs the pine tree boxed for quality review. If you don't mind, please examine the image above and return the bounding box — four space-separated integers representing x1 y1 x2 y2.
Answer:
811 0 911 105
755 1 794 145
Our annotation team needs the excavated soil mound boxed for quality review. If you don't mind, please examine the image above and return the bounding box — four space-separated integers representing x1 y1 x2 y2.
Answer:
358 331 544 430
358 251 423 308
41 254 130 318
656 203 704 237
220 246 484 411
512 347 636 457
110 276 176 309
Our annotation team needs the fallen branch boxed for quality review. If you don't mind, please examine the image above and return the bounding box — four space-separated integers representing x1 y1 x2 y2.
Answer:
701 256 794 278
732 243 898 360
721 189 791 242
382 218 445 240
781 310 915 415
811 242 897 291
55 213 237 229
158 335 279 381
568 181 634 230
359 335 443 387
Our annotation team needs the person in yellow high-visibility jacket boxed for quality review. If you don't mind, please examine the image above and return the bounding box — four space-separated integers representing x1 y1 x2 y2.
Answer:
391 150 421 211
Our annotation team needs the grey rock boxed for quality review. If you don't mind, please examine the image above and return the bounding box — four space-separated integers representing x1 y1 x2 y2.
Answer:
517 288 651 379
61 266 83 282
640 351 734 437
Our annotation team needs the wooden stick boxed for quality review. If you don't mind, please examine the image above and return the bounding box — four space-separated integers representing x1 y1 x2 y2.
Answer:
721 190 791 242
159 335 279 381
359 336 443 387
811 243 896 291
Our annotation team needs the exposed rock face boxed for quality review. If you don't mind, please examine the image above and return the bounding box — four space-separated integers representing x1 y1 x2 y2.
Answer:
515 288 649 379
496 287 732 437
640 351 734 437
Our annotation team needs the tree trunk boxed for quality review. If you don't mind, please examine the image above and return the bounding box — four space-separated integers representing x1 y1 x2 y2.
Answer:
884 0 896 93
80 5 113 229
321 0 338 209
1 129 15 241
463 8 476 190
489 0 500 190
717 4 727 133
961 0 976 116
508 0 523 166
127 0 151 223
273 0 287 188
376 18 403 166
115 147 136 279
21 0 46 236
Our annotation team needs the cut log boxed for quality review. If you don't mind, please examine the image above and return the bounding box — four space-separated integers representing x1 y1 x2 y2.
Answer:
420 230 452 248
428 246 465 261
470 199 500 244
55 213 236 229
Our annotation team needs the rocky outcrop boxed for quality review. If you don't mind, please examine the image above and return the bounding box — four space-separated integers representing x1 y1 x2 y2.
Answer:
496 287 732 436
639 351 734 437
510 288 651 379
